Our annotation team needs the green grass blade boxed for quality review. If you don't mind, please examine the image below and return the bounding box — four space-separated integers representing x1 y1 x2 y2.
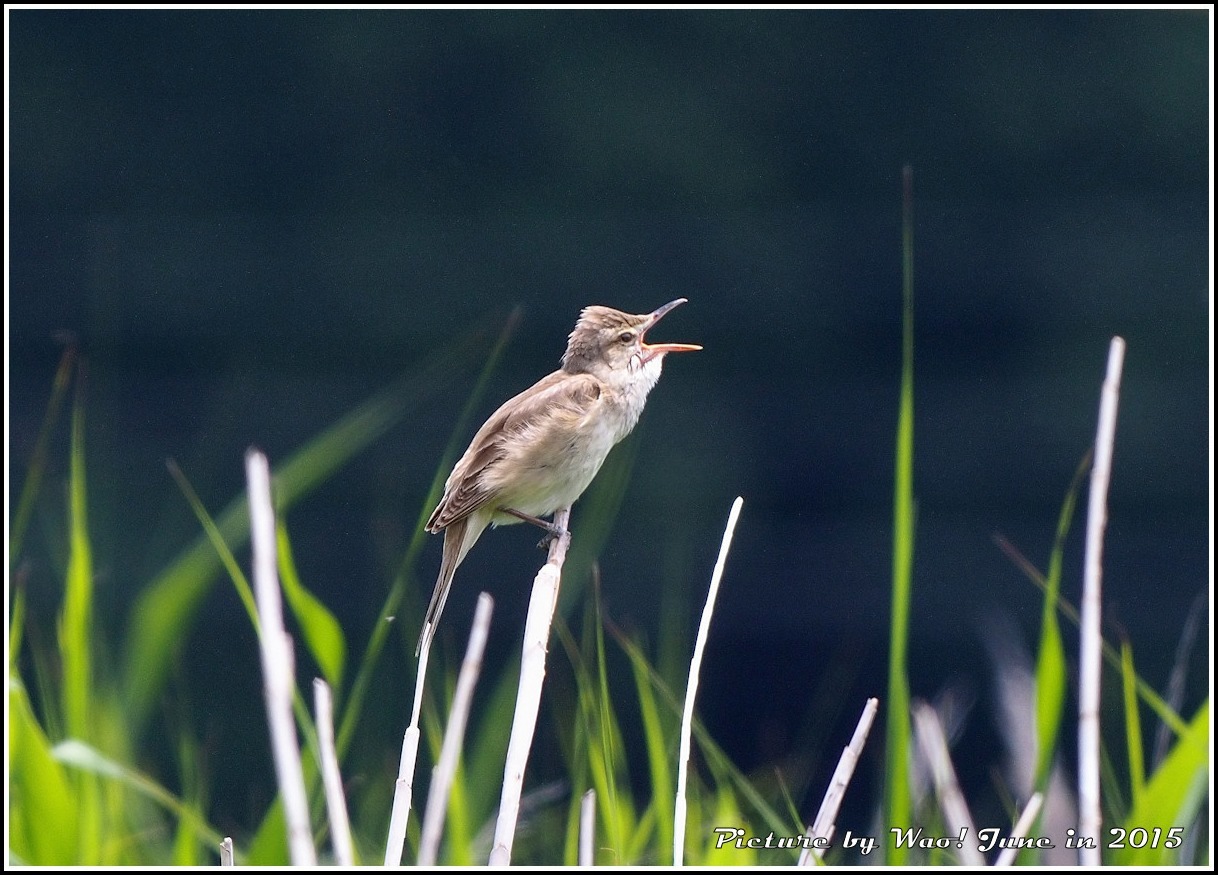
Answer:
463 658 519 835
1111 700 1208 865
166 465 332 865
277 521 347 692
883 164 917 864
610 626 795 844
333 308 520 757
1119 640 1146 812
441 750 475 865
626 629 675 861
166 459 259 627
701 787 758 865
8 678 79 865
56 375 102 863
59 375 93 741
171 731 208 866
9 575 27 674
996 535 1190 738
123 326 493 729
53 739 229 860
414 677 476 866
10 339 76 566
553 610 634 861
1033 453 1089 798
246 799 290 865
591 590 634 858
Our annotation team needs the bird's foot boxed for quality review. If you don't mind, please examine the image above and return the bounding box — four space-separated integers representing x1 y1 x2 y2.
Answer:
535 521 570 550
502 507 570 548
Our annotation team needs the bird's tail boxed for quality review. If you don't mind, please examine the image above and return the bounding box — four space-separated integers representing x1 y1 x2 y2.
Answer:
416 514 485 657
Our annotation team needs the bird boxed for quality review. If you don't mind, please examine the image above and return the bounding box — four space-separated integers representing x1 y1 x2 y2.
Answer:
417 298 701 655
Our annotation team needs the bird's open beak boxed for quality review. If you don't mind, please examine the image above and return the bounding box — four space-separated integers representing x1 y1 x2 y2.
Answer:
640 298 702 363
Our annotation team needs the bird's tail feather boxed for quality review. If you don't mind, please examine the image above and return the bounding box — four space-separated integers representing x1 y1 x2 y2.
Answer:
416 515 485 656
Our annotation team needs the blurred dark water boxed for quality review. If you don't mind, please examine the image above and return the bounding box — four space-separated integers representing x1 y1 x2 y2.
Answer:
9 9 1209 842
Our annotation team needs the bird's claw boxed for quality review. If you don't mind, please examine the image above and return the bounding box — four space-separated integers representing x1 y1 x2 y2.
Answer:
536 523 570 550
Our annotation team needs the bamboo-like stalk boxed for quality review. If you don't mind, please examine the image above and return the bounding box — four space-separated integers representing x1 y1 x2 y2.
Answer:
489 505 573 865
246 448 316 866
219 837 234 867
674 496 743 866
1078 336 1126 865
313 679 354 866
911 700 985 866
418 593 495 866
994 792 1044 867
579 788 596 866
385 634 431 864
384 729 420 863
798 697 879 865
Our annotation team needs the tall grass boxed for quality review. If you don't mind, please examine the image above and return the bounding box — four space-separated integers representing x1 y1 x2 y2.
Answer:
882 164 917 865
9 212 1208 865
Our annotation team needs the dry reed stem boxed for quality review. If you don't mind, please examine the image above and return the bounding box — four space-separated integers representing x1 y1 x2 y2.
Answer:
1078 336 1125 865
246 448 316 866
674 496 743 866
418 593 494 865
384 632 431 863
313 678 354 866
799 696 879 865
579 788 596 866
994 792 1045 866
489 505 573 865
911 700 985 866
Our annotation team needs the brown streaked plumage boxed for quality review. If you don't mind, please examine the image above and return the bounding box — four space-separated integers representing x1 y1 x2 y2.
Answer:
417 298 700 654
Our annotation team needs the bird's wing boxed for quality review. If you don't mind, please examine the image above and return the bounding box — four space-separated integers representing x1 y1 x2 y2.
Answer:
426 370 602 531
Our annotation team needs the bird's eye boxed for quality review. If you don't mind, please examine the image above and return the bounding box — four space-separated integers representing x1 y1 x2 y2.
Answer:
618 331 635 344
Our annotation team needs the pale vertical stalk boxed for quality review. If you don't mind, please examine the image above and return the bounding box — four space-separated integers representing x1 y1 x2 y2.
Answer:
219 837 234 866
994 792 1045 867
489 505 573 865
313 679 354 866
911 700 985 866
418 593 494 866
386 581 451 865
674 497 743 866
246 449 316 866
1078 336 1126 865
385 641 430 864
798 697 879 865
579 788 596 866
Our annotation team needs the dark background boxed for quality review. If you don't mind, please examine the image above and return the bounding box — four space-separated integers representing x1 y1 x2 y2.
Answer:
9 8 1210 843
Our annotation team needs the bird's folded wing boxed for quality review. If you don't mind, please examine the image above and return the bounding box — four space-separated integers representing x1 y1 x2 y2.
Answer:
426 371 602 531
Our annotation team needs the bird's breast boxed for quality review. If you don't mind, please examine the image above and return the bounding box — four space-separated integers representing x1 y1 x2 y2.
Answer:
482 375 655 520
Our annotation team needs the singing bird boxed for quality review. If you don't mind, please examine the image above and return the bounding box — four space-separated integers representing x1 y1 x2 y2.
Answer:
418 298 701 654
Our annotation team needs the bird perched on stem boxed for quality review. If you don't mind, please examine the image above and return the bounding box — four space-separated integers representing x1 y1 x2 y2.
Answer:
418 298 701 654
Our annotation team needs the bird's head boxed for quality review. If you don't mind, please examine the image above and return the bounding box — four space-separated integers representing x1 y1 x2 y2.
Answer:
561 298 701 380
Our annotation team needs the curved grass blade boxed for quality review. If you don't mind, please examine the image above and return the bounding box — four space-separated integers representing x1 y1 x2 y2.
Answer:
8 679 79 865
884 164 917 864
994 535 1189 737
58 370 102 863
334 308 520 756
1034 454 1090 794
10 338 76 566
53 739 229 861
123 325 493 730
1111 700 1208 866
278 522 347 692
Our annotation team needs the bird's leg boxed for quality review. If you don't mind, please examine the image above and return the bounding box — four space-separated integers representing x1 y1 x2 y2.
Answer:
502 507 570 548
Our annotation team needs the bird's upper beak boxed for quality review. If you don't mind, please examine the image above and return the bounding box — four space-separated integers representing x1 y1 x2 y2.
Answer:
640 298 702 363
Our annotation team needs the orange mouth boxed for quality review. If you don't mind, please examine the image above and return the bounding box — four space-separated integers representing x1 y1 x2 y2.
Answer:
641 298 702 363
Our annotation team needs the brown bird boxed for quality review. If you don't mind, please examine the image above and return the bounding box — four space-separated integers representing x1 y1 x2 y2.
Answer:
418 298 701 654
